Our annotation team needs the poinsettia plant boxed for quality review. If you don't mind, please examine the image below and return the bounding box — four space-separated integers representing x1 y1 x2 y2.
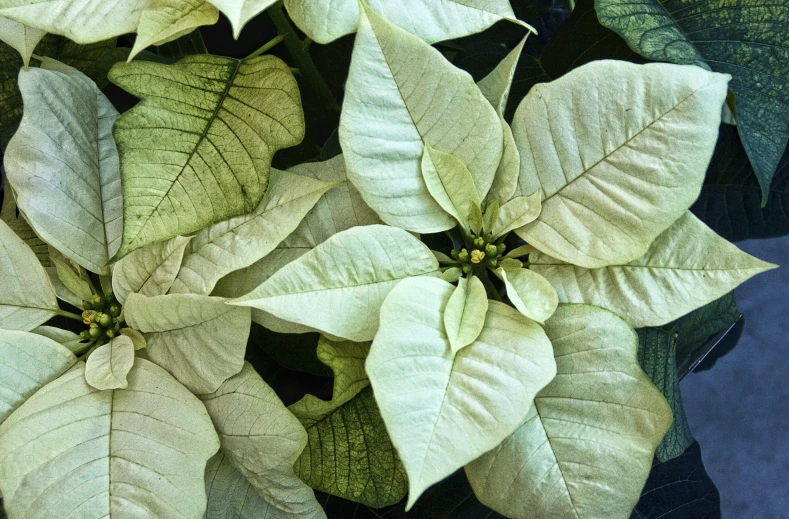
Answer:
0 0 784 518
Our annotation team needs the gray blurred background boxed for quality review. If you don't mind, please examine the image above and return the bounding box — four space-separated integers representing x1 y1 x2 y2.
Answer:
683 236 789 518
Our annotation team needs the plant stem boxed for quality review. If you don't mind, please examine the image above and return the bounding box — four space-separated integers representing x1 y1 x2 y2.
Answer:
479 272 503 302
56 309 85 322
245 34 285 60
268 2 340 112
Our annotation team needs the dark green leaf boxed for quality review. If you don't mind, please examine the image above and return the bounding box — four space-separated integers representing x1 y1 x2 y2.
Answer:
632 442 721 519
692 125 789 241
0 41 23 149
295 387 408 508
35 35 119 88
149 29 207 58
249 324 331 377
408 470 505 519
693 317 744 374
596 0 789 203
636 328 694 462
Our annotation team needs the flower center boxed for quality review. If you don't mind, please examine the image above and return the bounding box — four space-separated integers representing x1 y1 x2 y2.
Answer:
80 293 124 344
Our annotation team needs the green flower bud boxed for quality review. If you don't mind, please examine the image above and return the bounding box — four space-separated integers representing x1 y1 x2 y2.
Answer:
473 237 486 248
109 304 121 317
497 243 507 255
90 295 103 307
458 248 470 261
488 258 499 268
485 233 494 243
97 313 112 327
450 249 459 259
485 243 498 256
105 329 116 339
80 330 90 339
89 325 102 339
82 299 93 310
462 264 473 274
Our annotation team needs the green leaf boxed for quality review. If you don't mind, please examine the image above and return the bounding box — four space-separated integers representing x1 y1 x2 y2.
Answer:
85 335 136 390
125 292 251 393
0 40 23 148
130 0 219 59
0 329 75 424
421 144 482 231
200 363 325 518
490 190 541 238
0 16 44 66
691 125 789 241
170 168 337 295
1 187 49 267
109 54 305 258
289 337 371 425
207 0 277 38
367 276 556 508
294 388 408 508
532 212 777 328
512 60 729 268
0 219 58 331
478 37 526 206
229 225 439 342
465 304 672 519
36 34 120 88
120 327 147 351
499 267 557 324
595 0 789 203
284 0 519 45
112 235 192 304
50 252 93 302
338 4 502 233
636 328 693 463
5 59 122 275
444 275 488 355
0 359 220 518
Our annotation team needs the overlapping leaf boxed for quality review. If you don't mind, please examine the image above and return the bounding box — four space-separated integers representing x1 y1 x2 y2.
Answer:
130 0 219 59
208 0 277 38
85 335 136 390
0 16 44 66
112 235 192 304
109 54 304 257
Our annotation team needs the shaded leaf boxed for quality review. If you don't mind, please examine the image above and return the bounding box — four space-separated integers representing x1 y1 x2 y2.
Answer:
0 16 44 66
1 187 49 267
130 1 218 59
112 235 192 304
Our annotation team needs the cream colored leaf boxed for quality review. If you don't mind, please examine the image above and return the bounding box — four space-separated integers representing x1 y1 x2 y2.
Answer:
0 219 58 331
112 235 192 304
512 60 730 268
200 363 326 519
531 212 778 328
367 276 556 508
444 275 488 355
289 337 371 426
207 0 277 38
0 329 75 424
339 4 502 232
0 16 44 66
229 225 439 342
465 304 672 519
5 59 122 274
499 267 558 324
440 266 462 283
120 327 147 350
421 144 482 231
130 0 219 59
490 190 541 238
50 251 93 302
284 0 518 45
85 335 135 390
30 325 85 353
125 292 251 393
0 359 220 518
170 168 337 295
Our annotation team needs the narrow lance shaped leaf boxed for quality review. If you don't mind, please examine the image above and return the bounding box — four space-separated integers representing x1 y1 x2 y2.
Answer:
130 0 219 59
531 212 778 328
112 235 192 304
109 54 305 258
444 275 488 355
465 304 672 519
125 292 251 394
49 252 93 302
5 58 122 274
284 0 520 45
0 330 76 425
229 225 439 342
85 335 136 390
170 168 337 295
31 325 86 353
339 3 502 232
0 219 59 331
421 144 482 231
367 276 556 509
200 363 326 518
512 60 729 268
499 267 558 324
0 16 45 67
0 359 220 519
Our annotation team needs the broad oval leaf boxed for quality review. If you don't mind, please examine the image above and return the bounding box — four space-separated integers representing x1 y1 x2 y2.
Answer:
444 275 488 355
367 276 556 508
596 0 789 203
339 4 502 233
200 363 326 518
0 329 75 424
284 0 518 44
512 60 729 268
500 267 558 324
229 225 439 342
112 235 192 304
85 335 136 390
0 359 220 519
207 0 277 38
531 212 777 328
130 1 219 59
0 16 44 66
490 190 541 238
5 59 122 274
0 219 58 331
125 292 251 393
170 168 336 295
465 304 672 519
109 54 304 258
